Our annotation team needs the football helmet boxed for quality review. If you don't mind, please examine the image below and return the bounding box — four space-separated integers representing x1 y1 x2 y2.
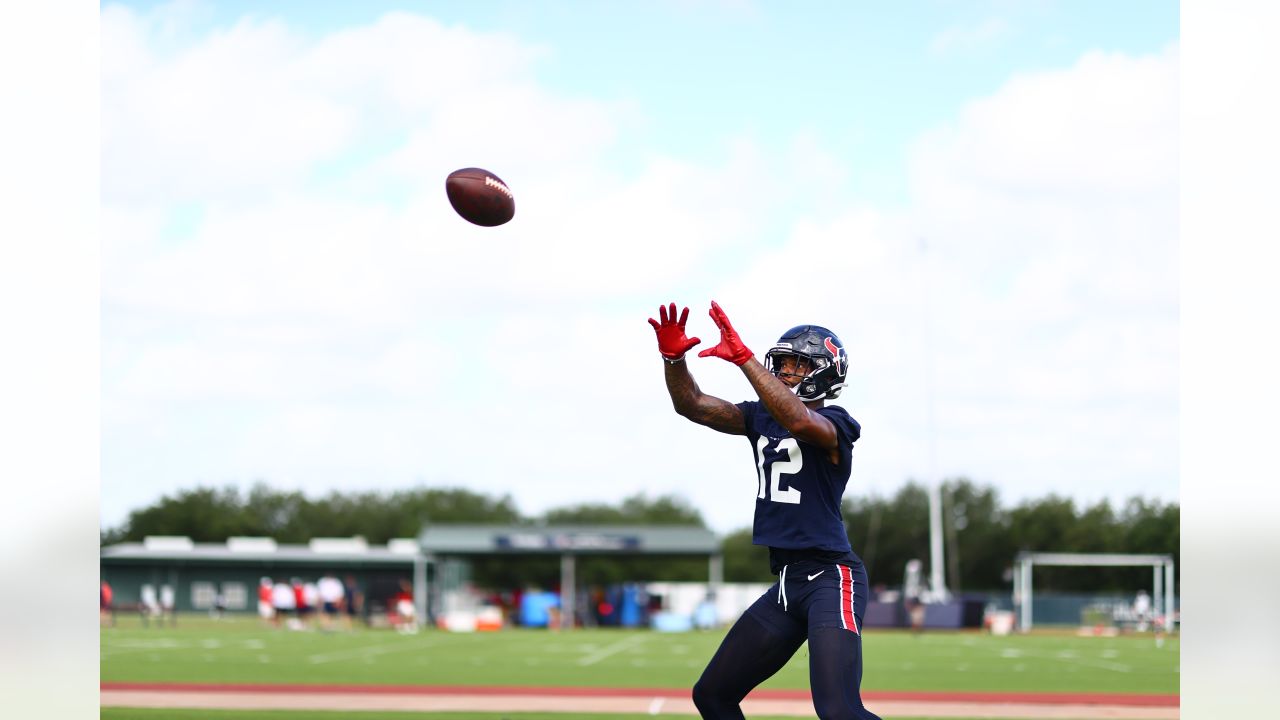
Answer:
763 325 849 401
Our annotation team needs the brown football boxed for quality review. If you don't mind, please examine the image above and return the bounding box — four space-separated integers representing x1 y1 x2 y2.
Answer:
445 167 515 227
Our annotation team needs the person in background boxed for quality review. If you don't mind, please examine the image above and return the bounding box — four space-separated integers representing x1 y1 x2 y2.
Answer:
139 583 160 628
159 584 176 627
211 585 228 620
291 578 311 630
1133 588 1152 632
907 597 926 635
272 578 296 629
258 577 275 627
343 574 363 630
303 579 321 630
100 580 115 627
318 572 346 632
391 579 418 634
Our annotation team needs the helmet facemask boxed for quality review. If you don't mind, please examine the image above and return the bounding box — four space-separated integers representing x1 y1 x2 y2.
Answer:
765 351 830 401
765 325 849 402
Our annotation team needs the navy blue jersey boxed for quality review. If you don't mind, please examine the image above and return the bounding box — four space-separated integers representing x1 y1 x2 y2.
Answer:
736 400 861 553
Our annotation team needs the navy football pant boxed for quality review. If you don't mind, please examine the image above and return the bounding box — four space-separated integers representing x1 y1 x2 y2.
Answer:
692 560 881 720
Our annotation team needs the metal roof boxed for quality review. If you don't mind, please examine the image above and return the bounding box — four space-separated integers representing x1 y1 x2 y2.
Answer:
100 536 420 566
417 525 720 555
1015 552 1174 566
101 526 723 565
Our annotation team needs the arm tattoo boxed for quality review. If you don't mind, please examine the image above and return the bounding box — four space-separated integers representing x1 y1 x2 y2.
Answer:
741 360 837 449
696 401 748 435
663 359 746 436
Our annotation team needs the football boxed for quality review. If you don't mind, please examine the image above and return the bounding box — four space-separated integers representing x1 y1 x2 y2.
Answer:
445 167 515 227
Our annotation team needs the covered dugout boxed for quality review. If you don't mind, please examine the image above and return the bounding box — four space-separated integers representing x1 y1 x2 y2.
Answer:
417 524 722 629
100 535 423 620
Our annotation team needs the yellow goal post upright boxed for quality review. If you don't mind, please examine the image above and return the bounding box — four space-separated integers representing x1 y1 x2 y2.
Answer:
1013 552 1176 633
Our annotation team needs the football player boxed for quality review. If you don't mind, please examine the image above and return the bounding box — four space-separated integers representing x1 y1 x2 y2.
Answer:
649 301 881 720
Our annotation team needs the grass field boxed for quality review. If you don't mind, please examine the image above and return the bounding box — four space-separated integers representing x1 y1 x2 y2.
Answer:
102 707 988 717
101 712 991 720
101 614 1179 696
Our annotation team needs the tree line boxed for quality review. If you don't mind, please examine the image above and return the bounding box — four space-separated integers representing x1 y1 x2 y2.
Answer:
102 478 1177 593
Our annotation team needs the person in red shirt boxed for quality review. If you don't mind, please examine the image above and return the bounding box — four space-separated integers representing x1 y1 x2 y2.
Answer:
292 578 311 629
257 577 274 627
100 580 115 627
391 579 418 634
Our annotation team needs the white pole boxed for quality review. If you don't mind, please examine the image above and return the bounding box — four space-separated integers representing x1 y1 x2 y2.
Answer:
1022 559 1034 632
920 237 947 602
1012 558 1022 629
560 553 575 630
1165 561 1176 632
414 552 428 626
1153 564 1163 623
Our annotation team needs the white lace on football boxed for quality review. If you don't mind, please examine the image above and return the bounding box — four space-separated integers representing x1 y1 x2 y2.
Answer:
484 176 513 198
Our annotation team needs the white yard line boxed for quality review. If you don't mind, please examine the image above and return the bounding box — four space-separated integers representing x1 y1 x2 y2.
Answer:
1015 648 1132 673
306 639 436 665
577 634 648 666
1055 655 1132 673
101 639 190 657
101 644 170 658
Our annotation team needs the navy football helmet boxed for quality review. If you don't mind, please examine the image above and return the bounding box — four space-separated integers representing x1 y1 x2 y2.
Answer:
763 325 849 401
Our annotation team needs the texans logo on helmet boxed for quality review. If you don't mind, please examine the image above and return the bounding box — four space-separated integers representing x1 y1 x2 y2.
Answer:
824 336 846 374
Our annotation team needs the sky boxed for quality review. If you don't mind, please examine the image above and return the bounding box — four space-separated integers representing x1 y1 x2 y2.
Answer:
100 0 1181 536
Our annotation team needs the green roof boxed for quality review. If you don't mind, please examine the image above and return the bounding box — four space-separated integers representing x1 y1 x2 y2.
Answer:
417 525 720 555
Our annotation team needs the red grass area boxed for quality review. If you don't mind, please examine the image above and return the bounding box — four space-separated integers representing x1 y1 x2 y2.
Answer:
100 682 1179 707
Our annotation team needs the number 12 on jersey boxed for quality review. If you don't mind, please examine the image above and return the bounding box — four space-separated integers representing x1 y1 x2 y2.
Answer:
755 436 802 504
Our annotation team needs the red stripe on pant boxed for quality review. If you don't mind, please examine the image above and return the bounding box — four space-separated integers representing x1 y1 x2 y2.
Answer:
838 565 859 634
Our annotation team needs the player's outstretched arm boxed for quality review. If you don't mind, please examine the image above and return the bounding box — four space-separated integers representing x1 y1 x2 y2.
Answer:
740 360 836 449
699 300 836 449
649 303 746 436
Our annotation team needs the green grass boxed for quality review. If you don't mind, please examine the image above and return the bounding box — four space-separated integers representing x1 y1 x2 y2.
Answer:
100 710 986 720
101 614 1179 695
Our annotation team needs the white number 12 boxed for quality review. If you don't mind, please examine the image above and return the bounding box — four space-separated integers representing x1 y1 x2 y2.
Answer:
755 436 803 504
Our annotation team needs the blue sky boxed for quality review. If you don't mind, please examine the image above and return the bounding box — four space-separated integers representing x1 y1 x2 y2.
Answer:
115 0 1178 212
100 0 1180 534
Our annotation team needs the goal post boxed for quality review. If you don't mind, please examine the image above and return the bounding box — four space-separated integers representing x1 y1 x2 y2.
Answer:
1013 552 1176 632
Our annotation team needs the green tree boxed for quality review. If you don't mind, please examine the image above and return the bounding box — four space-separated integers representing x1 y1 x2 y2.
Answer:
720 527 773 582
109 483 524 544
118 486 252 542
942 478 1014 592
542 493 705 526
1116 497 1180 593
240 483 309 541
103 479 1178 596
523 493 709 587
843 482 931 588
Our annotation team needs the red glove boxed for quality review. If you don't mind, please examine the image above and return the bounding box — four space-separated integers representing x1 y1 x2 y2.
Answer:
697 300 753 366
648 302 702 361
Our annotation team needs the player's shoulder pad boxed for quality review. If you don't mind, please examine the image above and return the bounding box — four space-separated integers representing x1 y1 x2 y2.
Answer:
817 404 860 442
735 400 765 428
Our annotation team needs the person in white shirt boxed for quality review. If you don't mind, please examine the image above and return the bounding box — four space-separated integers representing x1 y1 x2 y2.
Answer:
302 581 321 630
318 573 346 631
139 584 160 628
1133 589 1152 632
271 580 296 629
160 584 176 627
258 577 275 626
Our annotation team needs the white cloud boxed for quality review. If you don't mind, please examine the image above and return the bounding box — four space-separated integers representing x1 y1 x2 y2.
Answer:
931 18 1011 55
101 4 1179 533
722 44 1181 509
914 47 1178 203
